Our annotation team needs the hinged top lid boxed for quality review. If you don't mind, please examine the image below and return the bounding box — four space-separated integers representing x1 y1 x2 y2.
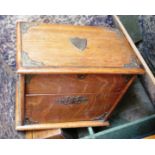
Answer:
16 22 144 74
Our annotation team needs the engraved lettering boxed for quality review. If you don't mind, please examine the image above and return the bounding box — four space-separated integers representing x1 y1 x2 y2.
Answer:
56 96 88 105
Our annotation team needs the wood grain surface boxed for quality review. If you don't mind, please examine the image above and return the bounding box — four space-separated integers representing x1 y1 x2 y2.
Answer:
25 74 131 124
26 74 128 94
15 74 25 127
25 129 65 139
16 121 110 130
16 22 144 74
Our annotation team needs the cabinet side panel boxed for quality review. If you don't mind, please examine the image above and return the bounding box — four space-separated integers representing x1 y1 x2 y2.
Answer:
104 75 136 120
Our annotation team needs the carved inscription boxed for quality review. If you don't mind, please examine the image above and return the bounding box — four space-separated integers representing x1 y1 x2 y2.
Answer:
56 96 88 105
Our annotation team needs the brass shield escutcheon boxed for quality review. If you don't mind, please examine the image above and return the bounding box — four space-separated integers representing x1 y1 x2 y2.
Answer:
70 37 87 51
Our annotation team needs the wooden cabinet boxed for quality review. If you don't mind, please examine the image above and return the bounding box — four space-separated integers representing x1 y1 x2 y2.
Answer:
25 74 132 124
16 16 144 131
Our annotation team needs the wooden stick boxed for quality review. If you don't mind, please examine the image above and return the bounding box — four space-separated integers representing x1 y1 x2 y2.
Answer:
17 67 144 75
113 15 155 85
16 22 22 70
16 120 110 131
15 74 25 127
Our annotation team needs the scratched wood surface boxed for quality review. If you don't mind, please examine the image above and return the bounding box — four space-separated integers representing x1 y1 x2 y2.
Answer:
26 74 129 94
25 74 131 123
16 22 144 74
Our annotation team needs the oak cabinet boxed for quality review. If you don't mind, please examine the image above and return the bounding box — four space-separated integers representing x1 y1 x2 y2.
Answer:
16 16 144 131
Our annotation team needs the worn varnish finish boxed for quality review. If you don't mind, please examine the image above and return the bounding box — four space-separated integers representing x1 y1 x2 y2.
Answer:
25 74 131 123
26 74 130 94
16 16 145 131
17 22 144 74
16 75 110 130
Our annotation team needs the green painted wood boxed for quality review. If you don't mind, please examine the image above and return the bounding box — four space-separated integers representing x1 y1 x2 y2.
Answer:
87 127 95 139
82 114 155 139
119 15 142 43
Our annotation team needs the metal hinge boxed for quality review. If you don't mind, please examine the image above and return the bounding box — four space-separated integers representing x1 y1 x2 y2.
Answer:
93 112 109 121
24 117 39 125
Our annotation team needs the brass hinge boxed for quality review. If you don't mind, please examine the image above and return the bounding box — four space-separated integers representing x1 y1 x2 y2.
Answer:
21 22 39 34
93 112 109 121
24 117 39 125
124 57 140 68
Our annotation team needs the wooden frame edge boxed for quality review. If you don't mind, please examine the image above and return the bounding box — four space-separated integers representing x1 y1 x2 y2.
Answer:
15 74 25 129
113 15 155 85
16 21 22 71
16 120 110 131
17 67 145 75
